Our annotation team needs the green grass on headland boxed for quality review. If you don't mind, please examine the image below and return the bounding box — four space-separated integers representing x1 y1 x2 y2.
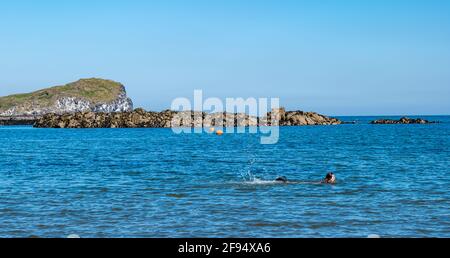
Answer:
0 78 124 111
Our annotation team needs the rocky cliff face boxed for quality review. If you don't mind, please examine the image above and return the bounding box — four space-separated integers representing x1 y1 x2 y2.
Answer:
50 90 133 114
34 108 342 128
0 78 133 117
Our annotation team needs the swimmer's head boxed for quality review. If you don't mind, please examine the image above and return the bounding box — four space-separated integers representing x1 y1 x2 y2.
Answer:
324 173 336 184
275 176 288 183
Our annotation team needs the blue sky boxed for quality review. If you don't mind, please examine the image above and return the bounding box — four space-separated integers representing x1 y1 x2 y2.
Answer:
0 0 449 115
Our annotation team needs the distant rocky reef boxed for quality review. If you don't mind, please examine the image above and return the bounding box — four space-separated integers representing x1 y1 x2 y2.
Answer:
370 117 437 125
34 108 342 128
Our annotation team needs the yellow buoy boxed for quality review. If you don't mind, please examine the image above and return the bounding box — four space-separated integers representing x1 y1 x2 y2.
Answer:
209 127 215 133
216 130 224 136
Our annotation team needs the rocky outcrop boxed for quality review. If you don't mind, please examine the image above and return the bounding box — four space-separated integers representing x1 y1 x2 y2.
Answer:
267 108 341 126
0 116 36 126
34 108 342 128
0 78 133 119
370 117 436 125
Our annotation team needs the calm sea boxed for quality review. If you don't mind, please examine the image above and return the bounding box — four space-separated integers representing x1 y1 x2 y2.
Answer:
0 116 449 237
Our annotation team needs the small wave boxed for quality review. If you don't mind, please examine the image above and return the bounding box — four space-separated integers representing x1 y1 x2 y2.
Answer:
248 221 303 228
166 193 188 198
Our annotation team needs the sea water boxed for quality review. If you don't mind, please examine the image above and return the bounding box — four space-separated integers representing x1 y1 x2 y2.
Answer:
0 116 449 237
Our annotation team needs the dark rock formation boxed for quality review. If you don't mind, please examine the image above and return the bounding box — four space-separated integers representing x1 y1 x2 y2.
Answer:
0 116 36 126
34 108 342 128
370 117 436 124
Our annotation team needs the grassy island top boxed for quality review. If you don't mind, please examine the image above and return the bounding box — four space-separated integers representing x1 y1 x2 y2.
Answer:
0 78 125 111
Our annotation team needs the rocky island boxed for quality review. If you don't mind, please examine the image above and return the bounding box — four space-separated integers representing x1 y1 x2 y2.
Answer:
0 78 342 128
9 78 436 128
34 108 342 128
370 117 437 124
1 78 438 128
0 78 133 123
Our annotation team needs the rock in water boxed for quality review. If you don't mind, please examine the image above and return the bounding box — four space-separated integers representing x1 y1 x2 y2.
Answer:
34 107 342 128
0 116 36 126
370 117 436 124
0 78 133 118
268 109 341 126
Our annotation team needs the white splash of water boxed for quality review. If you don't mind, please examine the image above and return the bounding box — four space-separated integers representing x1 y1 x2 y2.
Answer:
242 178 281 185
239 170 282 185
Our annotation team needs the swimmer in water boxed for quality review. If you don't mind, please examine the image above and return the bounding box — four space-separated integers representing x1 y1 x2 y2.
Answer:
275 176 288 183
323 172 336 184
274 173 336 184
